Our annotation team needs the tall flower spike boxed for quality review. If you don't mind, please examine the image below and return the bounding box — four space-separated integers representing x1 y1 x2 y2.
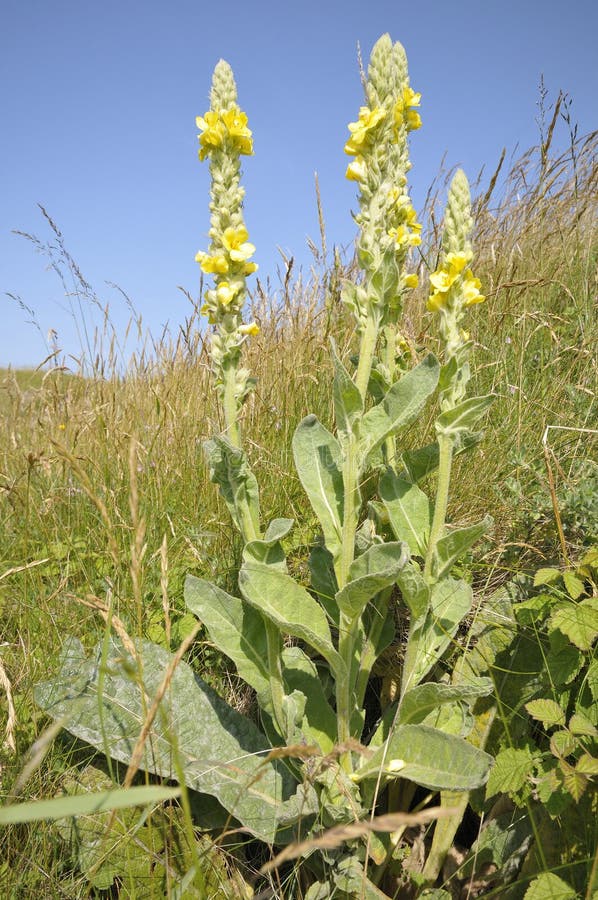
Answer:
195 60 258 434
427 170 485 407
342 35 422 332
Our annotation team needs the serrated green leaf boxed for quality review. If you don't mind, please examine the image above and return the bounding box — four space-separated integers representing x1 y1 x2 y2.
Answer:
0 785 180 826
399 680 493 725
563 570 586 600
576 752 598 775
550 598 598 651
379 470 432 556
436 395 494 437
486 747 535 798
238 561 343 676
330 339 363 446
359 356 440 465
204 435 260 538
356 724 493 791
550 730 577 758
523 872 577 899
292 415 344 560
335 542 409 619
525 698 566 728
534 567 561 586
568 712 597 736
35 638 298 843
433 516 493 580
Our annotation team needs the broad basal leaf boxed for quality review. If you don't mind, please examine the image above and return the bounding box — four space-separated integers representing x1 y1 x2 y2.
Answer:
380 470 432 556
359 355 440 465
357 724 493 791
35 637 298 843
335 542 408 620
292 415 344 560
238 560 343 676
309 545 339 626
282 647 337 753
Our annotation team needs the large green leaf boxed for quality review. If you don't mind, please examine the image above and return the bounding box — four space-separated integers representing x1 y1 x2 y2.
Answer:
402 429 482 483
356 724 493 791
238 561 344 676
35 637 299 843
309 545 339 626
330 339 363 447
433 516 493 580
0 784 180 825
399 679 494 725
282 647 337 753
380 470 432 556
242 517 294 570
204 435 260 538
292 415 344 560
335 542 409 620
184 575 270 702
435 395 493 438
402 577 473 691
359 355 440 465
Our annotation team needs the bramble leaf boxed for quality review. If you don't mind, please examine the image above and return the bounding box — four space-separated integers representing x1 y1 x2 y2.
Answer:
550 598 598 651
486 747 535 798
525 699 566 729
523 872 576 900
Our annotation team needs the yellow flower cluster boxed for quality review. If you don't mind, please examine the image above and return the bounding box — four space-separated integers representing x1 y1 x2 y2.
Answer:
388 203 422 249
196 225 257 279
393 87 422 133
427 252 485 313
196 105 253 160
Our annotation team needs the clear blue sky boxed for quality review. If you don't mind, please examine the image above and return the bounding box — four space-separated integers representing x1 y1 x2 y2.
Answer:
2 0 597 367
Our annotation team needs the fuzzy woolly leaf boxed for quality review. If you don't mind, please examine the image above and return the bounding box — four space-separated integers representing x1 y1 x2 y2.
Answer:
399 679 493 725
436 395 493 438
335 542 409 620
204 436 260 537
238 561 343 676
330 339 363 446
184 575 270 701
281 647 336 753
35 638 298 843
359 355 440 464
379 470 432 556
433 516 493 580
357 724 493 791
292 416 344 559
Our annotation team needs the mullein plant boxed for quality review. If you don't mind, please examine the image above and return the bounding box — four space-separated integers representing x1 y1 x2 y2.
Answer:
36 36 496 896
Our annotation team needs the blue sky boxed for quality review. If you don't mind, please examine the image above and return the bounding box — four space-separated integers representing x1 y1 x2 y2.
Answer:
2 0 597 367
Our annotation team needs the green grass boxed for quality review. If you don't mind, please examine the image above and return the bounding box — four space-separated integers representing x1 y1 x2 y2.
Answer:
1 128 596 897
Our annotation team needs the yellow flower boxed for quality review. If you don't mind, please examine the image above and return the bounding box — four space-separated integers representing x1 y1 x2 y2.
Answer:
222 225 256 263
196 110 225 160
427 290 448 312
221 105 253 155
216 281 240 305
394 86 422 132
195 251 229 274
346 155 367 181
243 260 258 275
239 321 260 336
404 273 419 289
344 106 386 156
462 270 485 306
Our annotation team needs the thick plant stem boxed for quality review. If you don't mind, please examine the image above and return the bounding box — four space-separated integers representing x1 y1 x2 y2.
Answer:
424 432 454 580
222 359 241 449
382 324 397 467
355 312 380 400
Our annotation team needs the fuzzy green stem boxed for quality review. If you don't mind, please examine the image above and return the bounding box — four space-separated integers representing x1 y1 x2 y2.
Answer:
424 432 454 580
382 325 397 466
354 311 380 400
222 359 241 449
